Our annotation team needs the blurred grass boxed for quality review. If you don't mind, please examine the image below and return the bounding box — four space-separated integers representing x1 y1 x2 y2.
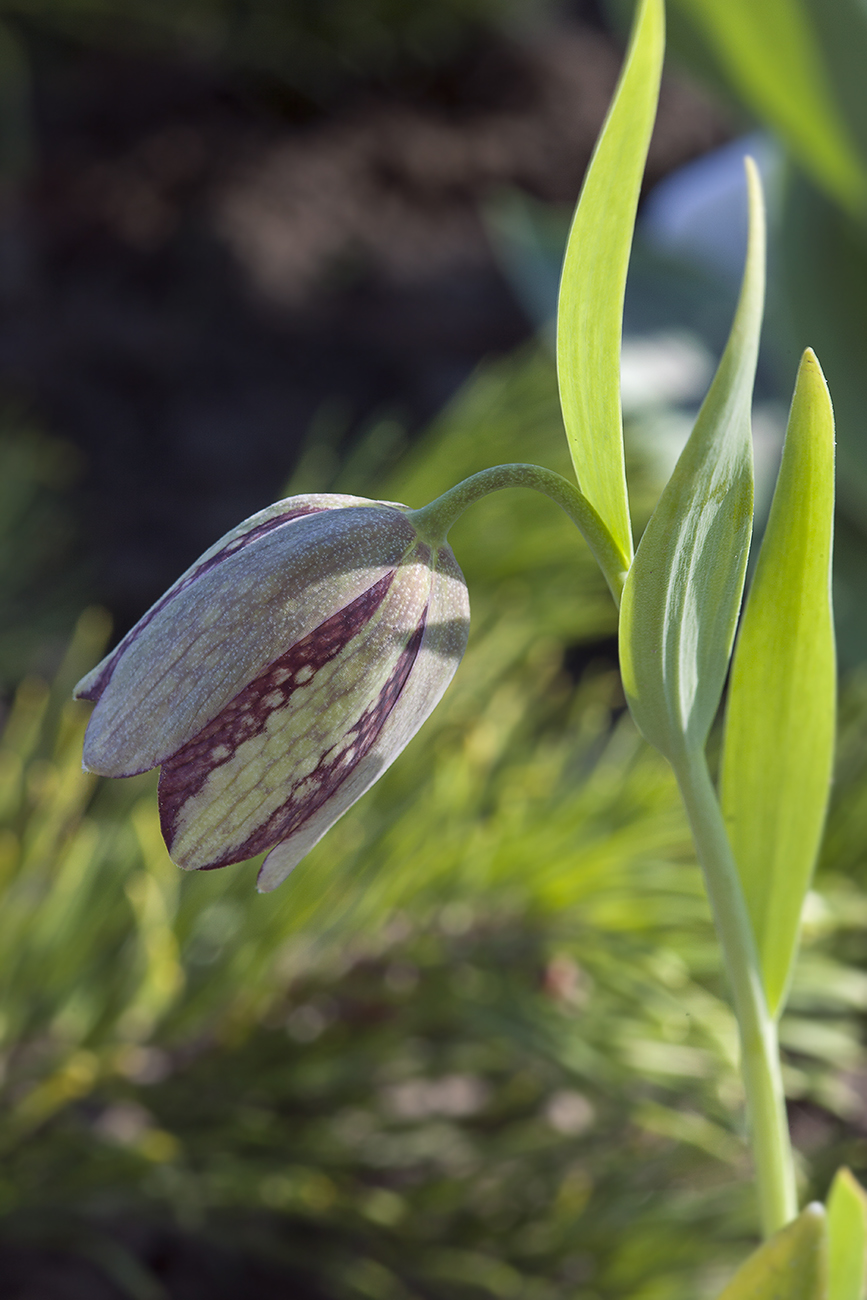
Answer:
2 346 867 1296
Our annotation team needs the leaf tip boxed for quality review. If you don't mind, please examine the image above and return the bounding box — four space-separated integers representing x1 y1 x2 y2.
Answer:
743 154 762 197
797 347 827 388
793 347 835 431
828 1165 867 1203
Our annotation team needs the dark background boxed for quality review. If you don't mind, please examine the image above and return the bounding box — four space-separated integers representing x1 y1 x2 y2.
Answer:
0 0 728 638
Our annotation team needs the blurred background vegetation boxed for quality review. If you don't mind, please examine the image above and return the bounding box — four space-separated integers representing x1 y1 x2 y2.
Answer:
4 1 867 1297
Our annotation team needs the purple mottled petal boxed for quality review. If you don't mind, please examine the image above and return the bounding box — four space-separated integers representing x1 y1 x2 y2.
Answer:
79 503 418 778
159 575 422 869
76 504 325 703
256 543 469 891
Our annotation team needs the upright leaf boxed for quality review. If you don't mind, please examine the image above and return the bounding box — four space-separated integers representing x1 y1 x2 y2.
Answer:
556 0 664 571
672 0 867 218
619 159 764 765
716 1204 828 1300
827 1168 867 1300
721 349 835 1017
802 0 867 176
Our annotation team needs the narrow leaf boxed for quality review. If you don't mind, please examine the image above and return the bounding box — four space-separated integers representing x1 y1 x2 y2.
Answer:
827 1168 867 1300
803 0 867 178
556 0 664 570
716 1204 828 1300
619 159 764 765
721 349 836 1017
672 0 867 218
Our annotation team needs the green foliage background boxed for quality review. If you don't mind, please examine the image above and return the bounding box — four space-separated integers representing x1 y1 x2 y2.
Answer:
2 0 867 1291
4 349 867 1297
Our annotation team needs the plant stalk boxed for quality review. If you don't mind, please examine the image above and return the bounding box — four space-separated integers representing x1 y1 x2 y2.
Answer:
675 752 797 1237
405 463 629 605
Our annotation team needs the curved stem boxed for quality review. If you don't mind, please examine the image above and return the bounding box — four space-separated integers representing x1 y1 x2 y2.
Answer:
405 463 629 606
675 752 797 1237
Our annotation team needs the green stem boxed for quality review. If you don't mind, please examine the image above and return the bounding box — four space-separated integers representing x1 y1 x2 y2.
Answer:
405 463 629 606
675 753 797 1237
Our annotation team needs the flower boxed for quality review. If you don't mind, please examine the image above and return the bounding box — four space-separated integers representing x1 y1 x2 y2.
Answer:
75 493 470 891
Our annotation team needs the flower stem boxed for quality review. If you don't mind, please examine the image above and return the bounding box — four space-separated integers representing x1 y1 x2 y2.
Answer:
405 463 629 606
674 751 797 1237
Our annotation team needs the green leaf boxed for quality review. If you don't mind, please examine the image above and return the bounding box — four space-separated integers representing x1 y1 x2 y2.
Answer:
671 0 867 218
556 0 663 572
828 1168 867 1300
720 349 836 1016
618 159 764 765
776 172 867 671
716 1204 828 1300
802 0 867 179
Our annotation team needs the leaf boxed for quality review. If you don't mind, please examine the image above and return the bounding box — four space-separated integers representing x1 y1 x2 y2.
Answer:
671 0 867 218
720 349 836 1017
618 158 764 765
716 1204 828 1300
556 0 664 572
776 172 867 671
802 0 867 176
827 1168 867 1300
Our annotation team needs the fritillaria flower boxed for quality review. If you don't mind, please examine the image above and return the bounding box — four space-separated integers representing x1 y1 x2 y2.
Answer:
75 494 470 891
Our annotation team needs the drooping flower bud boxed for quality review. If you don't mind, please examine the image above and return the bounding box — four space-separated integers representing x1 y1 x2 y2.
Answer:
75 494 469 891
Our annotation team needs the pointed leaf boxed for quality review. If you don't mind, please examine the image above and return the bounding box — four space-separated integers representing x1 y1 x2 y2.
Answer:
717 1204 828 1300
721 349 836 1017
619 159 764 765
556 0 664 570
827 1168 867 1300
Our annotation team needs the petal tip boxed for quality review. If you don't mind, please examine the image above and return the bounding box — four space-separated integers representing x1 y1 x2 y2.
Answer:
257 843 301 892
73 667 108 704
81 725 155 779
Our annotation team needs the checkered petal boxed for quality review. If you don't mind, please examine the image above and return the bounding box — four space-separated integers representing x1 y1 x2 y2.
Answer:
76 495 420 777
75 494 469 884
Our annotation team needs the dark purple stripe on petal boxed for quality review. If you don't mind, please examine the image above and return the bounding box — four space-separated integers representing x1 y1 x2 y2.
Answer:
78 506 325 703
184 508 326 586
158 571 406 859
194 612 425 870
76 650 128 702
